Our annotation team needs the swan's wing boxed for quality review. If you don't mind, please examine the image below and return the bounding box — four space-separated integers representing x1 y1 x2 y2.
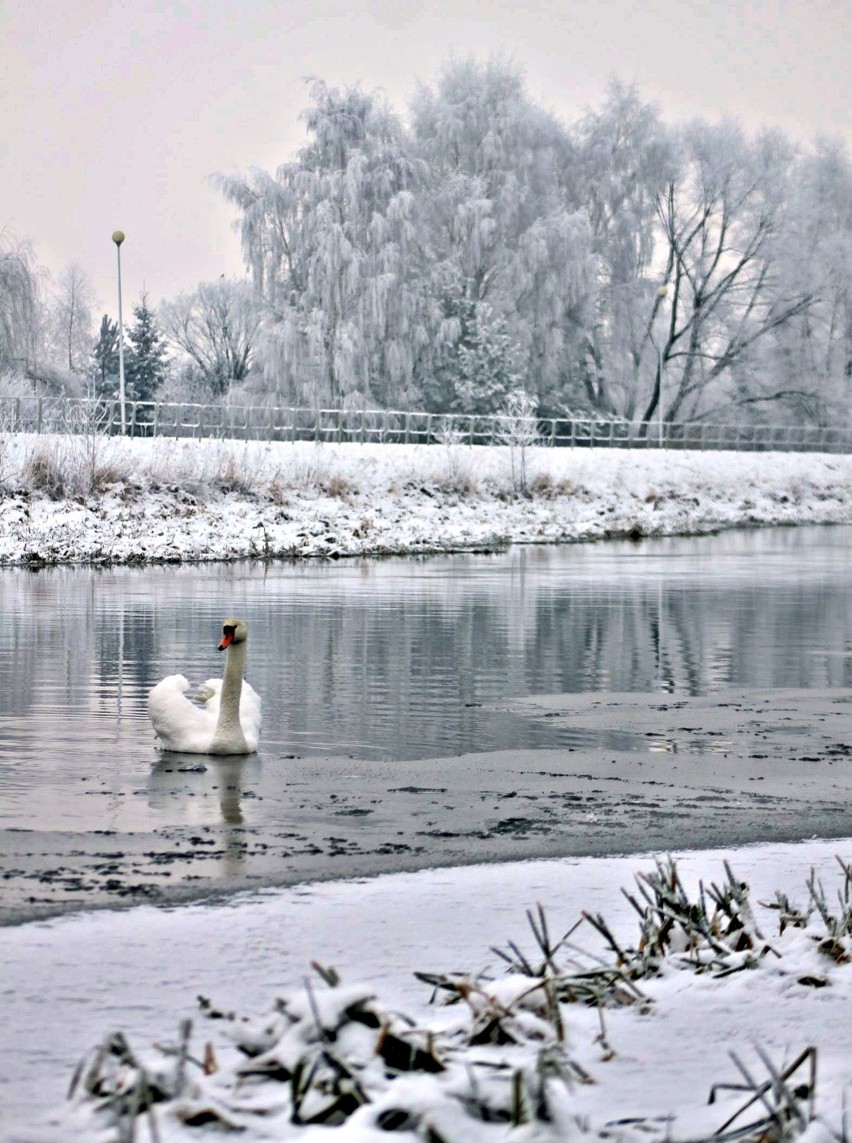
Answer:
239 680 262 752
193 681 220 706
148 674 217 753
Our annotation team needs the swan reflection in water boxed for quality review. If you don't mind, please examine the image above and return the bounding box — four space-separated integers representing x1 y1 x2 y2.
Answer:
145 617 263 876
146 754 262 877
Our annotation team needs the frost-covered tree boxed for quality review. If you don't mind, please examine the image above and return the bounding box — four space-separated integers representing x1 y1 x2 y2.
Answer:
0 232 43 375
212 62 846 426
160 279 259 397
126 292 169 402
493 388 539 493
411 58 595 411
216 80 430 408
642 123 814 429
570 81 677 418
511 209 595 413
452 301 523 412
762 138 852 421
92 315 120 397
50 261 96 374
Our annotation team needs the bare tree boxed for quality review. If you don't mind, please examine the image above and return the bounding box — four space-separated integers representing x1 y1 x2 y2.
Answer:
160 280 259 397
51 261 96 373
494 387 540 494
640 124 814 430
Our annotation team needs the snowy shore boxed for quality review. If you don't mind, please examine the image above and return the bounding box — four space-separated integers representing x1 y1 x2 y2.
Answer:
1 434 851 565
2 839 849 1141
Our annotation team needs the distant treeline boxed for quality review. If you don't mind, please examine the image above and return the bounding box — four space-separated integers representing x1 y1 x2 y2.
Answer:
3 59 850 428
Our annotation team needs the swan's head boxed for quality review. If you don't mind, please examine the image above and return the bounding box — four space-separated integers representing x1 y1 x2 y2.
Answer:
218 617 248 652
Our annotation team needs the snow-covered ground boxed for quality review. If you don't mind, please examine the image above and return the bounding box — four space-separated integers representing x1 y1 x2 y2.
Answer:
1 840 849 1141
0 434 850 564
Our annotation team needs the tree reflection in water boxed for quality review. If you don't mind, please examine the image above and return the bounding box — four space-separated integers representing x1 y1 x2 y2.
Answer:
1 526 850 833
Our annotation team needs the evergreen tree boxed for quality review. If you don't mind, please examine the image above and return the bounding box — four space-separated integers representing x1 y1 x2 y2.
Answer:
448 301 523 413
91 314 120 397
126 292 168 402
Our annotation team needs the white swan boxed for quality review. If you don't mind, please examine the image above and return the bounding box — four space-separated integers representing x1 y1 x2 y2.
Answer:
148 617 262 754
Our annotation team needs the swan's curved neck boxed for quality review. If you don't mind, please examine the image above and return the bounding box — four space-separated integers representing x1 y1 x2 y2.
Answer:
212 639 248 752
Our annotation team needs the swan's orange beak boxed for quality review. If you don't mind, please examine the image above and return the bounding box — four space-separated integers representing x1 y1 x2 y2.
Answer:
218 632 234 651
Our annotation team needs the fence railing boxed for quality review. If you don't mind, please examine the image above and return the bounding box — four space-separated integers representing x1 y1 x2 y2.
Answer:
1 396 850 453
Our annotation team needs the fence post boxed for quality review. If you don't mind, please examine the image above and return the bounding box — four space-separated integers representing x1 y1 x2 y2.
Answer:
37 398 43 434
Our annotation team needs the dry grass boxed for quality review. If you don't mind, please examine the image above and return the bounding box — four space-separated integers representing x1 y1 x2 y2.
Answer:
434 470 480 496
21 437 130 499
528 472 586 499
22 447 67 499
212 452 256 495
318 472 358 499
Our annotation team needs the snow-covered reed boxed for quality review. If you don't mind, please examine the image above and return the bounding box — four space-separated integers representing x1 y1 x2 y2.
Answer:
54 852 852 1142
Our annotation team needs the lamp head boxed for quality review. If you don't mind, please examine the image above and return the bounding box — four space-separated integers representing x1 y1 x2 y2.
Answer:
112 230 125 247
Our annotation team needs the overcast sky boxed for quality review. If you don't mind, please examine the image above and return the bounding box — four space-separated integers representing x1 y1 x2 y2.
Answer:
3 0 850 314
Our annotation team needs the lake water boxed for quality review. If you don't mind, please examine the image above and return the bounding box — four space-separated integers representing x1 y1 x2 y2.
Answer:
1 525 850 834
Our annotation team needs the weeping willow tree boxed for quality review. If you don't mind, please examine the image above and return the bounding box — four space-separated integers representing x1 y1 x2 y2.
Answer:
0 232 42 376
570 81 677 418
411 57 596 413
219 61 596 414
760 139 852 423
216 81 431 408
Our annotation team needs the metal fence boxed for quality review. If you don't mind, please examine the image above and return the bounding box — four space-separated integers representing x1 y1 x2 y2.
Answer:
1 395 850 452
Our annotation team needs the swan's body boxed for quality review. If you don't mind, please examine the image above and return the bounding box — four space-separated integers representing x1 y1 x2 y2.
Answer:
148 618 261 754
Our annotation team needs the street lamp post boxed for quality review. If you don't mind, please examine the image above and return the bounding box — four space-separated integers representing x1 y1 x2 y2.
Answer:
112 231 127 434
656 284 668 448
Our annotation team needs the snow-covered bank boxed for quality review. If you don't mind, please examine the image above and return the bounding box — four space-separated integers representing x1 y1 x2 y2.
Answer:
1 840 849 1141
0 435 851 565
